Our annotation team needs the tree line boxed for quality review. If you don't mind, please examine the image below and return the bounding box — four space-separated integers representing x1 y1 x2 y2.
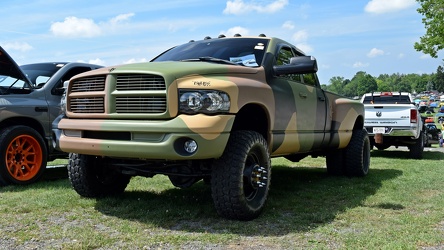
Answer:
321 65 444 98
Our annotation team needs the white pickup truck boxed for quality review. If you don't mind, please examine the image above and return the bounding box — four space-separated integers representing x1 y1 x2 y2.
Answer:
361 92 424 159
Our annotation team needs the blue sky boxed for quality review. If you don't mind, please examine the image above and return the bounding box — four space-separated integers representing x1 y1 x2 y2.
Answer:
1 0 442 85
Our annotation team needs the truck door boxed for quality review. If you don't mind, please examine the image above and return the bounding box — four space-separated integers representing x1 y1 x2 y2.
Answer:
269 46 327 154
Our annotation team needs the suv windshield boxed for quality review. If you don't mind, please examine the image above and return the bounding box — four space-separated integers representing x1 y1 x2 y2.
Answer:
152 38 269 67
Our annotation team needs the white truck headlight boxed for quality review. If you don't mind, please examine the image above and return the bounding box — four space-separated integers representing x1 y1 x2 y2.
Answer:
179 90 230 114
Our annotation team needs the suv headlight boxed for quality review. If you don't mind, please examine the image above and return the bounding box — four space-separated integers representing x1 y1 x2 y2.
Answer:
179 90 230 114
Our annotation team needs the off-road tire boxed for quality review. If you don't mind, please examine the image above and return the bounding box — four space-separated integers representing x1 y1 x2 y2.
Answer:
344 128 370 177
0 126 47 186
68 153 131 197
409 131 424 159
326 149 345 176
211 131 271 221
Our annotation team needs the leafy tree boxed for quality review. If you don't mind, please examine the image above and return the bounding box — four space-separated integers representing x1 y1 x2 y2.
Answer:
350 71 378 97
376 78 391 92
326 76 346 95
434 65 444 92
414 0 444 58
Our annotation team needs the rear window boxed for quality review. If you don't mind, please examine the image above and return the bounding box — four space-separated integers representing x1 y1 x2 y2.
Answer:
362 95 411 104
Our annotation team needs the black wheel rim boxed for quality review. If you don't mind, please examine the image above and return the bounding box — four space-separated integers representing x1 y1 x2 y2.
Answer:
243 145 268 207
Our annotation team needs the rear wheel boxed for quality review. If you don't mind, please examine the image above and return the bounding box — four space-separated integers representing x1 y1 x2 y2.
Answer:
68 153 131 197
409 131 424 159
344 128 370 177
211 131 271 220
0 126 47 186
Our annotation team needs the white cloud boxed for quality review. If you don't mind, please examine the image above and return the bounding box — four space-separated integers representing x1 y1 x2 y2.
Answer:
3 42 33 52
353 61 369 68
123 58 148 64
51 17 102 38
221 26 250 37
367 48 384 57
365 0 416 14
110 13 135 25
282 21 295 30
50 13 135 38
89 58 105 65
398 53 405 58
292 30 308 43
223 0 288 15
296 43 313 54
291 30 312 53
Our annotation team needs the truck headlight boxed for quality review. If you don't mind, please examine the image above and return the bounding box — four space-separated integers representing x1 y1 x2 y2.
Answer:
179 90 230 114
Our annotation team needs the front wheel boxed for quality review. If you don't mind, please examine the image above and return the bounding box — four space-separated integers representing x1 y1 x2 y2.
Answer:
211 131 271 221
68 153 131 197
0 126 47 186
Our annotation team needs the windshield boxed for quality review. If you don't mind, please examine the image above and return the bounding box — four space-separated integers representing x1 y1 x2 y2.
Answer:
152 38 269 67
0 62 65 94
20 63 65 87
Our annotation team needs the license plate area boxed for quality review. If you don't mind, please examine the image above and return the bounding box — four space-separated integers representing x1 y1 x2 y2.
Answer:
373 127 386 134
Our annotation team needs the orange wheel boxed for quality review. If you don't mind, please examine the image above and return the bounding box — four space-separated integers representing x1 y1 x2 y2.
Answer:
0 126 47 185
6 134 44 181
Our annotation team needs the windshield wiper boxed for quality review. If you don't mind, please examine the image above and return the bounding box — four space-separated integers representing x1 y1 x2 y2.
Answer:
181 57 240 65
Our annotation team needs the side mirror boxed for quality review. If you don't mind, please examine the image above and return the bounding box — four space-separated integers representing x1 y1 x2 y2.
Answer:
273 56 318 76
52 80 69 95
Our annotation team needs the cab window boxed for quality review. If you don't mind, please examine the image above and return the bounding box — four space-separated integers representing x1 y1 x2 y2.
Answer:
276 46 302 82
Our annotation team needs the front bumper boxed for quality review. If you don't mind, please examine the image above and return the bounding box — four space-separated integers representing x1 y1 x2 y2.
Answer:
54 114 234 160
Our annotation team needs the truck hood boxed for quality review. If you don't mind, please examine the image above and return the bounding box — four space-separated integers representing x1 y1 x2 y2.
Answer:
103 61 262 79
0 46 32 85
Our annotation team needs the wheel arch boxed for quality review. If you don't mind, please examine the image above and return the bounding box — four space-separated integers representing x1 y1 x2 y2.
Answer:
353 114 365 130
0 117 48 149
231 103 270 142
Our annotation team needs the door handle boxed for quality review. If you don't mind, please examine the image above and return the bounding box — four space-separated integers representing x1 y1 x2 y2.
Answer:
35 107 48 112
299 92 307 98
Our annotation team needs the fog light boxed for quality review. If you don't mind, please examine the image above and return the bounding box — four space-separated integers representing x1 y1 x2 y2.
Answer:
184 140 198 153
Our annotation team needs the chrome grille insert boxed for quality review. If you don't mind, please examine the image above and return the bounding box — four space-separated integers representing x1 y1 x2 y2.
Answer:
71 76 106 92
116 74 166 91
70 97 104 113
116 96 166 113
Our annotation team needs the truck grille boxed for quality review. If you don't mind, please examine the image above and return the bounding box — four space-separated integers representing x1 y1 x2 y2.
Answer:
69 73 167 115
71 76 106 92
70 97 104 113
115 96 166 113
116 74 165 90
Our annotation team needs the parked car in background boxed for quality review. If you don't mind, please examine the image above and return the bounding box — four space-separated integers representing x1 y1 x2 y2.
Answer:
361 92 424 159
424 123 442 147
0 46 103 186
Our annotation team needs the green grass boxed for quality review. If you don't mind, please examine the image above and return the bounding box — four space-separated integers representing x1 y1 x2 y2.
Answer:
1 150 443 249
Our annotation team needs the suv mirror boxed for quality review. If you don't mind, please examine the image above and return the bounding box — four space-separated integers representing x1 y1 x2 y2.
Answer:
273 56 318 76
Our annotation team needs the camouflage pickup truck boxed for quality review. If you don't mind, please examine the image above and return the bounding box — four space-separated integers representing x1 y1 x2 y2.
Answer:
0 46 102 186
54 35 370 220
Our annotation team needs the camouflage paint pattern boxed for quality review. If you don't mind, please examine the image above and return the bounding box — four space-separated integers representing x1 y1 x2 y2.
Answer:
57 36 364 160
